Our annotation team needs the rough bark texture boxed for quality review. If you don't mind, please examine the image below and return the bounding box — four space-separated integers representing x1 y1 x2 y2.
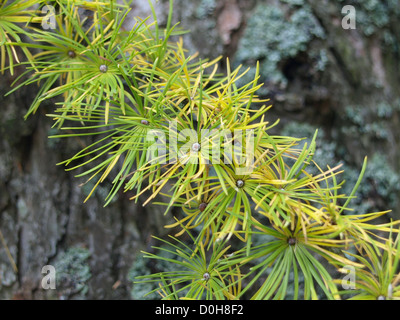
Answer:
1 0 399 299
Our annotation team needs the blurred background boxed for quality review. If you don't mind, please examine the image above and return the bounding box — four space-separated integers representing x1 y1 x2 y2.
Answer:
0 0 399 299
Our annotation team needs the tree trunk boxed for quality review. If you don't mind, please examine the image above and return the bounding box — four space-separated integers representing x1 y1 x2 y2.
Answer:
1 0 399 299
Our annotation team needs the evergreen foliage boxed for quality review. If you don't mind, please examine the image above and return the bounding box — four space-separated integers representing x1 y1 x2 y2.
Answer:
1 0 399 300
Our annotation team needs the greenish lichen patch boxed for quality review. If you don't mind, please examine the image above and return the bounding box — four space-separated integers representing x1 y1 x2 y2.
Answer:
338 0 398 36
376 102 396 119
54 247 91 299
234 3 325 95
341 103 398 139
128 254 160 300
195 0 217 19
314 49 329 72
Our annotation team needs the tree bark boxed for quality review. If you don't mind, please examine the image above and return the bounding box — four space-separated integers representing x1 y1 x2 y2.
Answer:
1 0 399 299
